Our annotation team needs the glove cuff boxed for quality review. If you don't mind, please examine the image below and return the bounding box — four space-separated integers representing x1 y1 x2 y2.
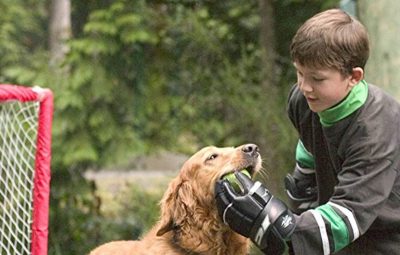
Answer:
249 196 296 250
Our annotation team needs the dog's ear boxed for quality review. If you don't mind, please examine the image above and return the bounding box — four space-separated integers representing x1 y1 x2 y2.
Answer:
156 176 195 236
156 218 174 237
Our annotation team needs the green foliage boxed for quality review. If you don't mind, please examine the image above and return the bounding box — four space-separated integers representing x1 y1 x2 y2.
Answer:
0 0 47 82
49 174 97 255
49 174 164 255
121 185 164 237
56 0 159 168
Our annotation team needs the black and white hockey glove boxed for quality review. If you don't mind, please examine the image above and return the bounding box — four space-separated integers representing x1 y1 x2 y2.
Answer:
215 172 296 254
284 163 318 213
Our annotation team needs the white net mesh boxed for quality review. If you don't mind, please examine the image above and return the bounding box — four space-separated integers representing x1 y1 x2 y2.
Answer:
0 100 39 255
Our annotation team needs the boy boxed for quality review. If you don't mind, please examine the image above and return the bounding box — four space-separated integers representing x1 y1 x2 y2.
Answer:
215 9 400 254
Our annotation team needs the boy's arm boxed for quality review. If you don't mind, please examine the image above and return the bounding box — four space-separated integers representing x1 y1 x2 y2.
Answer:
215 155 398 255
284 140 318 213
290 155 397 254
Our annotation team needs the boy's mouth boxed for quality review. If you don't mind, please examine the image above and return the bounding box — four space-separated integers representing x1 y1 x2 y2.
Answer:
306 96 318 102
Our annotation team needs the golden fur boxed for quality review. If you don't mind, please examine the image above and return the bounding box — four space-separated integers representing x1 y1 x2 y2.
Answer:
90 144 262 255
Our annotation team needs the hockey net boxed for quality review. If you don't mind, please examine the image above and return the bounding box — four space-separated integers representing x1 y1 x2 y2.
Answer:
0 85 53 255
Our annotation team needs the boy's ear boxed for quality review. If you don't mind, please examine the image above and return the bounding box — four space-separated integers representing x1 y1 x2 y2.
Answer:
349 67 364 87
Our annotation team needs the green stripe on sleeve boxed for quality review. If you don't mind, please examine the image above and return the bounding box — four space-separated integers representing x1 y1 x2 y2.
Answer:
316 204 350 252
296 140 315 169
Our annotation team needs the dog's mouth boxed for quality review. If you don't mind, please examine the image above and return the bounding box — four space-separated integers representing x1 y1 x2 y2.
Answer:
220 164 257 180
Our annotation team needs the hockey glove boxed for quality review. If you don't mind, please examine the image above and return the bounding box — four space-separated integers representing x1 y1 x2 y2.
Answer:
215 172 296 253
284 163 318 213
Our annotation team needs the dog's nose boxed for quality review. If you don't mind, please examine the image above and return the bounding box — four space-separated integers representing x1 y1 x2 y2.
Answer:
242 144 259 157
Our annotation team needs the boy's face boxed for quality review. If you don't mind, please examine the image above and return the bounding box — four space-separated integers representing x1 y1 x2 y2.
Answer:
294 62 359 112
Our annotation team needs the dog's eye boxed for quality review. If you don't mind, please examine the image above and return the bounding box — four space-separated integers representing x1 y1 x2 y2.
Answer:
207 154 218 161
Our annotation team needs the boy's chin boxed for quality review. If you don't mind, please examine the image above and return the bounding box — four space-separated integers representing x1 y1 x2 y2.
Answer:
307 103 325 113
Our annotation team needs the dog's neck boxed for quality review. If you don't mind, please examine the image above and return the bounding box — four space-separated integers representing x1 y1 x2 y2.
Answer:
155 177 250 254
171 224 199 254
168 213 249 255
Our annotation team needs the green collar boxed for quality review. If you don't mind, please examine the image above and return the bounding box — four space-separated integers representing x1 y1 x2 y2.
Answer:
318 80 368 127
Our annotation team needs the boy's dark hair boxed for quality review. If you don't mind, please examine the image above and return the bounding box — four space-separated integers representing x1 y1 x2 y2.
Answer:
290 9 369 76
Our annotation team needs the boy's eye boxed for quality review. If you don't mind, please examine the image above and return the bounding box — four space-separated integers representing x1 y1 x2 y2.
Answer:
312 77 325 82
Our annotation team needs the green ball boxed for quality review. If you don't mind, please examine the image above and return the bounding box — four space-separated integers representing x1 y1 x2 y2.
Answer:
223 169 251 192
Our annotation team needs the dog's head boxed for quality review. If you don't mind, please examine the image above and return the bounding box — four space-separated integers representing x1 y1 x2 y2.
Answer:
156 144 261 238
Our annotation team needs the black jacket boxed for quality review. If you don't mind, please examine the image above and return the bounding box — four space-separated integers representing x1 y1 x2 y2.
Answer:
286 83 400 254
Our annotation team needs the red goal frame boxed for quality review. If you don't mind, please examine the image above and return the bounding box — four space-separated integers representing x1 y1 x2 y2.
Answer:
0 84 53 255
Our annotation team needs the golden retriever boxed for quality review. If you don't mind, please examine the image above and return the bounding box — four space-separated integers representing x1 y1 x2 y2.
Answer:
90 144 262 255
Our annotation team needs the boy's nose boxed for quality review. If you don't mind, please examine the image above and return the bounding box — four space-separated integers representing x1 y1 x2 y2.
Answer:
298 80 313 93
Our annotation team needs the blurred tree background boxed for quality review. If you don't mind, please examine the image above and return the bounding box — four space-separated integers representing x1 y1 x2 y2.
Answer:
7 0 391 254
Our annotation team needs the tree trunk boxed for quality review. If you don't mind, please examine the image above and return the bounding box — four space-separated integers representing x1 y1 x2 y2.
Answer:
258 0 285 195
49 0 71 67
358 0 400 99
258 0 277 87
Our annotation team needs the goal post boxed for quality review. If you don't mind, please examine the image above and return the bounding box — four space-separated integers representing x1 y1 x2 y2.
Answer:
0 84 53 255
